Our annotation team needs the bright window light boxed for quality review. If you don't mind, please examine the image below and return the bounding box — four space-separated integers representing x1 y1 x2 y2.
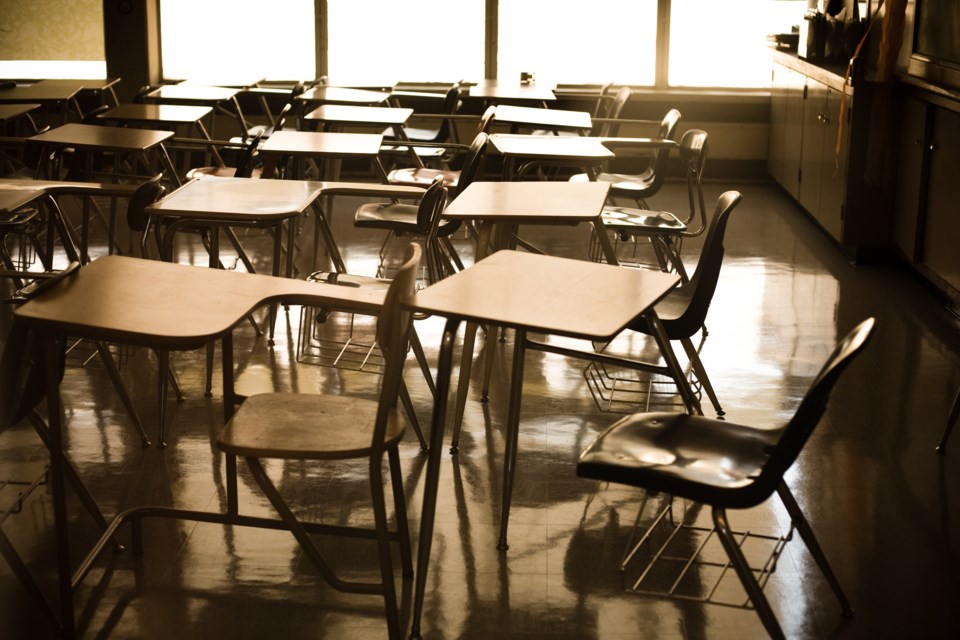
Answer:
159 0 316 83
668 0 806 88
0 61 106 79
498 0 657 86
326 0 484 86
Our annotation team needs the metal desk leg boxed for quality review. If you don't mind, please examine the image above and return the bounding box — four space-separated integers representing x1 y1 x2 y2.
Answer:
42 333 75 637
938 386 959 454
409 317 460 640
591 219 619 266
498 328 527 551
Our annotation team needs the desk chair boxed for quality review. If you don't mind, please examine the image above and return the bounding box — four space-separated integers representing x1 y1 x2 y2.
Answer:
217 244 421 640
384 82 462 159
595 129 709 280
570 108 682 208
576 317 874 640
385 131 489 206
0 268 121 634
519 190 742 422
354 175 459 281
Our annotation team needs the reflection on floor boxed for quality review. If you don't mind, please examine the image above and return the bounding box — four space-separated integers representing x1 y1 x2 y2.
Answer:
1 180 959 639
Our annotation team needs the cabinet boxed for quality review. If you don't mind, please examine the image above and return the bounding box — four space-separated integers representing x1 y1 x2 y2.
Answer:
768 56 853 246
892 85 960 305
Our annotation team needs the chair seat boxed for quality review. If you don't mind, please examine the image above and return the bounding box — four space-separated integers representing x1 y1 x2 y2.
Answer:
354 201 460 237
185 166 265 180
386 167 460 190
600 207 686 234
383 124 442 141
381 144 449 160
218 392 405 460
577 412 781 510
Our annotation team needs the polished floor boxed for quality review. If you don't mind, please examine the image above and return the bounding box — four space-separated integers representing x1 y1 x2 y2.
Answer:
1 178 959 639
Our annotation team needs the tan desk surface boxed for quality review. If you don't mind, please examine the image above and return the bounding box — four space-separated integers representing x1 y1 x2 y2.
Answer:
0 178 139 214
28 123 174 151
144 84 240 103
443 181 610 224
147 177 322 222
468 80 556 102
15 255 385 349
98 103 213 125
0 83 82 103
304 104 413 126
295 86 391 105
260 130 384 158
493 104 592 131
0 103 40 120
410 249 678 341
489 133 615 161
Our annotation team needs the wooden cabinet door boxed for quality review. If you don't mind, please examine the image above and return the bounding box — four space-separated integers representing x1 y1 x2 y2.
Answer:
817 86 850 241
922 106 960 291
783 69 806 199
892 95 930 261
799 77 827 215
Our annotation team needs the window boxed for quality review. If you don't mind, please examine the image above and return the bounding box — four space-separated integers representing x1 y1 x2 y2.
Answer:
159 0 316 82
326 0 485 86
497 0 658 86
668 0 806 88
0 0 105 79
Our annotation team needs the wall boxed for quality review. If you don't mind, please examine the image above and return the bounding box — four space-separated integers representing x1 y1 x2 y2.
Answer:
0 0 103 61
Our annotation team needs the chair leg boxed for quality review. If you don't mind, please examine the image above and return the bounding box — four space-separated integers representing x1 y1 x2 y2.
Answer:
156 349 170 448
0 528 61 631
368 455 403 640
387 446 413 578
409 327 435 395
712 507 786 640
937 386 960 454
399 380 428 452
776 483 854 618
680 337 723 416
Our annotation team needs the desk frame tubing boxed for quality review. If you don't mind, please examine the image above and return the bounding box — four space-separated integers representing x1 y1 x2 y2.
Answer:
410 317 460 640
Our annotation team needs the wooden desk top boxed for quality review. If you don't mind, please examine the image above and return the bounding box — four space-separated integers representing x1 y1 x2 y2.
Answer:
468 80 556 102
143 84 239 103
443 181 610 223
15 255 386 349
0 103 39 120
409 250 678 341
0 178 139 214
260 130 384 158
37 78 121 92
98 103 213 125
489 133 615 161
147 177 323 222
0 83 82 103
304 104 413 127
493 105 592 131
28 123 174 151
296 86 391 105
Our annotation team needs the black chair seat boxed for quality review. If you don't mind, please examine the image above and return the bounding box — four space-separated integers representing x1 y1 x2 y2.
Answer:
386 166 461 191
577 412 781 510
354 201 460 237
601 207 685 234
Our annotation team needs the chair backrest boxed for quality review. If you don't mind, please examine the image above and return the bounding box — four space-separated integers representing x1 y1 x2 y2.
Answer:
677 129 709 230
454 132 489 197
372 243 422 449
639 108 682 192
762 317 875 487
126 173 165 237
272 102 294 133
478 105 497 133
434 83 462 143
81 104 111 124
234 130 264 178
415 176 449 233
598 86 632 137
657 189 741 339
